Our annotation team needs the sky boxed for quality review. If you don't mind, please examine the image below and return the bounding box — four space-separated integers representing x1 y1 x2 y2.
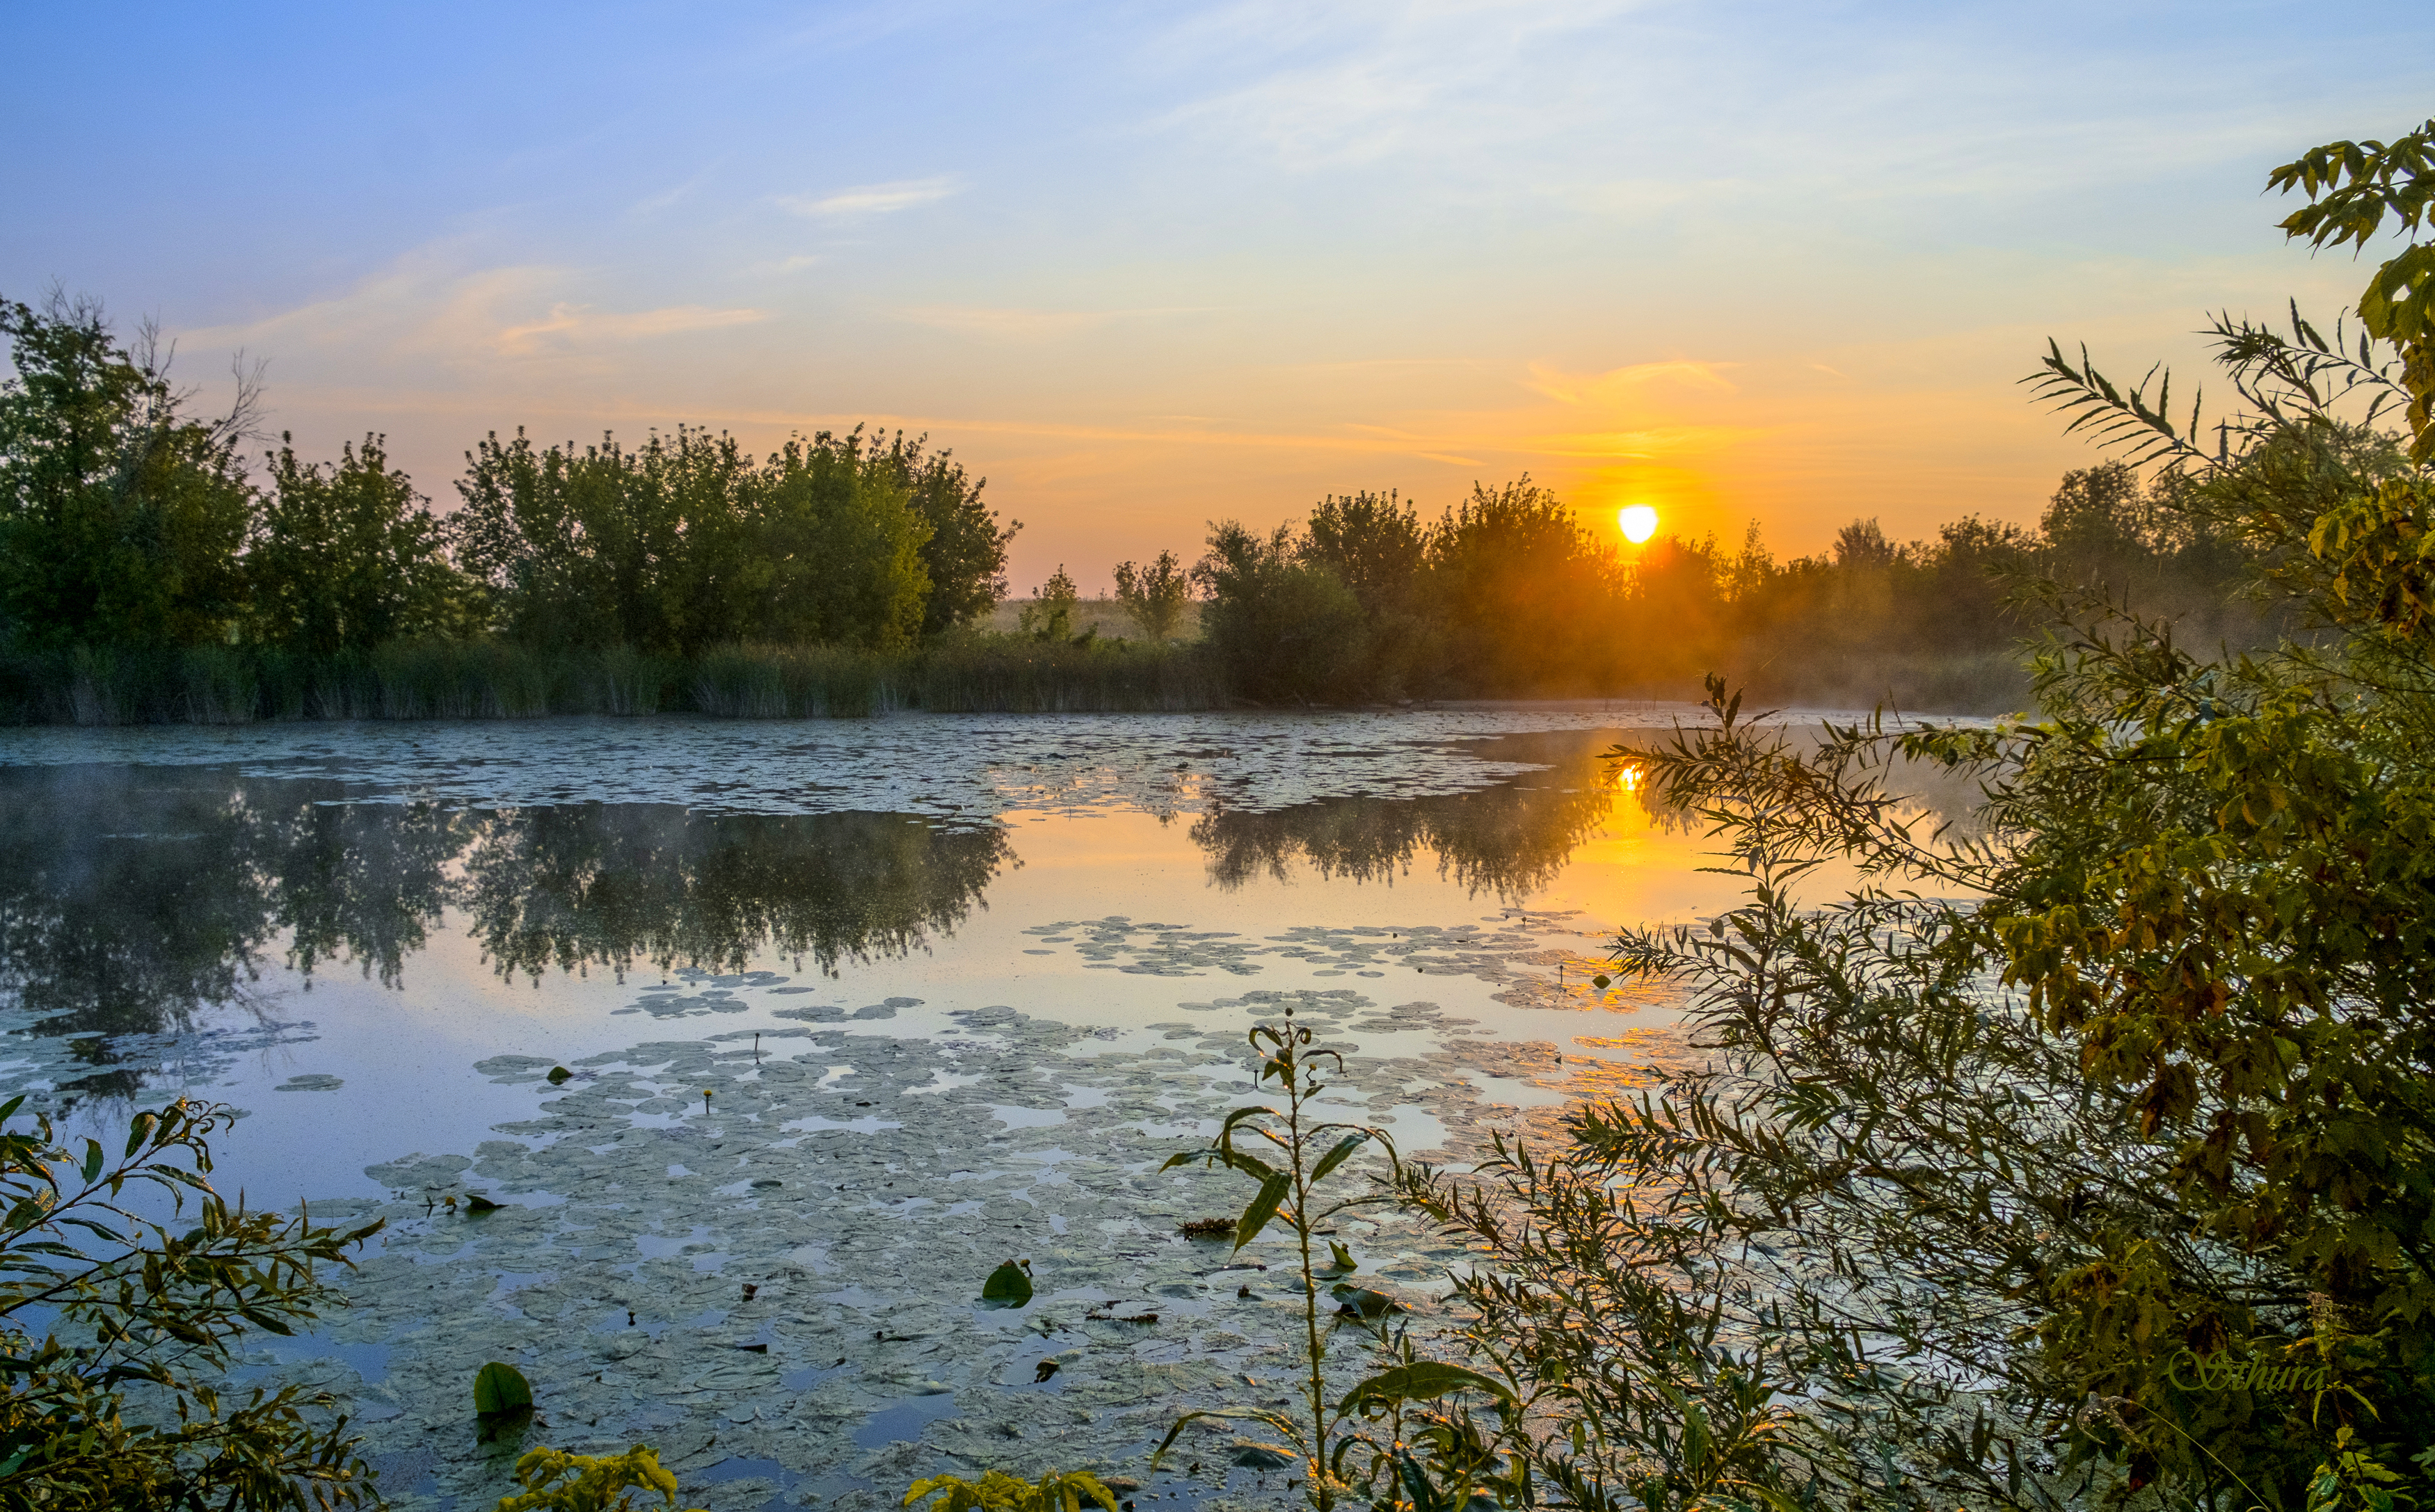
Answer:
4 1 2429 592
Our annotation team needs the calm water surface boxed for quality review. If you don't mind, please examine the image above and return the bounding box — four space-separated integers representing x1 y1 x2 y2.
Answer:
0 707 1916 1509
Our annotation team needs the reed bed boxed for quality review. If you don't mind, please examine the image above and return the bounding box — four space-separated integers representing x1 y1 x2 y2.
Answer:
0 635 1222 724
914 635 1225 713
0 634 2026 725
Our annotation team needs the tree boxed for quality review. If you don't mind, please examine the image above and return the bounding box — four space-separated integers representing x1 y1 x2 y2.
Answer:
450 428 689 652
870 433 1016 638
1300 491 1426 619
0 1095 384 1509
1193 523 1365 702
1112 550 1192 641
250 433 463 654
1017 565 1080 641
1831 516 1900 569
0 293 255 649
750 429 932 651
1428 478 1622 694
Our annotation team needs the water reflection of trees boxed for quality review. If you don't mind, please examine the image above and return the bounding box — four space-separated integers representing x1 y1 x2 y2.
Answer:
463 806 1009 981
1185 723 1988 899
1191 734 1623 897
0 769 1012 1072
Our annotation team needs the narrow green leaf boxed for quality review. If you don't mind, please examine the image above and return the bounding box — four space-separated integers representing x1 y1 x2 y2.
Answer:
1234 1172 1293 1253
1309 1134 1367 1185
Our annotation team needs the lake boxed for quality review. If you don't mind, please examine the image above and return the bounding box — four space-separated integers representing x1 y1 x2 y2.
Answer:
0 707 1844 1511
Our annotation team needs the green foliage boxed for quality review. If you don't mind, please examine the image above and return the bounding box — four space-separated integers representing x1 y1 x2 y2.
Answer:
1192 522 1367 702
901 1467 1119 1512
473 1362 534 1416
1426 476 1622 695
913 632 1222 713
1302 491 1427 620
2269 118 2435 461
1297 490 1439 695
250 433 466 654
0 1094 385 1510
0 292 255 650
875 431 1015 638
450 426 933 656
1016 565 1080 642
753 430 933 650
493 1443 705 1512
0 639 913 725
1112 551 1192 641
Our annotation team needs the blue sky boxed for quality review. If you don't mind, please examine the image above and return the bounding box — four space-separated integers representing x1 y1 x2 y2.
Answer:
5 1 2429 588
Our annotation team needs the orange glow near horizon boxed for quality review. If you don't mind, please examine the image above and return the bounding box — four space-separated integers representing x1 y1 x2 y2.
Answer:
1618 504 1659 544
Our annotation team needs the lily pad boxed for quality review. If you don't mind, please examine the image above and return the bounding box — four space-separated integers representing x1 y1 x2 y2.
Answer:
472 1360 533 1416
980 1260 1033 1309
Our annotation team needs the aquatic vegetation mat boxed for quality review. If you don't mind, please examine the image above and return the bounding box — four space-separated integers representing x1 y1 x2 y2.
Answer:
262 992 1676 1511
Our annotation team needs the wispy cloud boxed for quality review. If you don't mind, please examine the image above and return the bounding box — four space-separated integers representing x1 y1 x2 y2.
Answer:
495 302 763 353
779 176 963 218
895 305 1207 339
177 250 763 370
1146 0 1654 169
1527 360 1740 405
627 162 723 218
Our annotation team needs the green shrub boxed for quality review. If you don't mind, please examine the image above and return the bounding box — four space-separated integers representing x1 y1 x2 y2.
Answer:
0 1095 385 1510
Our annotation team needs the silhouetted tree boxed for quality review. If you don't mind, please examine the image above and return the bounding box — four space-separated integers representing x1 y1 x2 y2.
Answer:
0 293 254 648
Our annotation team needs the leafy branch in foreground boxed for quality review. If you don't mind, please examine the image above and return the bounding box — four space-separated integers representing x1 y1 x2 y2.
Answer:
0 1094 386 1510
493 1444 705 1512
1396 117 2435 1507
2031 115 2435 472
902 1467 1119 1512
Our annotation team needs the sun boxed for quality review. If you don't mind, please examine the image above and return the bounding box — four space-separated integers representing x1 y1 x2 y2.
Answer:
1618 504 1659 544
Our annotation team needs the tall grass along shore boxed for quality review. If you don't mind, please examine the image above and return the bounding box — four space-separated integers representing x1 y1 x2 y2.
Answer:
0 635 1242 725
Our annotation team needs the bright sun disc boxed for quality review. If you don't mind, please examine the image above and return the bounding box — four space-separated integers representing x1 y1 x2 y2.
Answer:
1618 504 1659 544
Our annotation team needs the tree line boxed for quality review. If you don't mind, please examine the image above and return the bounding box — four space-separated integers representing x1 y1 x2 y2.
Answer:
0 293 1016 660
6 287 2291 716
1163 460 2283 707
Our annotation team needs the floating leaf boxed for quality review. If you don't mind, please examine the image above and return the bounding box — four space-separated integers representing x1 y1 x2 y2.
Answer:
980 1260 1034 1309
472 1360 533 1416
1330 1282 1404 1321
1318 1240 1358 1276
1338 1360 1516 1413
545 1066 573 1086
463 1193 502 1214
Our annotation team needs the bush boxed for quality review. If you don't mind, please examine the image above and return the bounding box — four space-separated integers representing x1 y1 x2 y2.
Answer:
0 1095 385 1510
